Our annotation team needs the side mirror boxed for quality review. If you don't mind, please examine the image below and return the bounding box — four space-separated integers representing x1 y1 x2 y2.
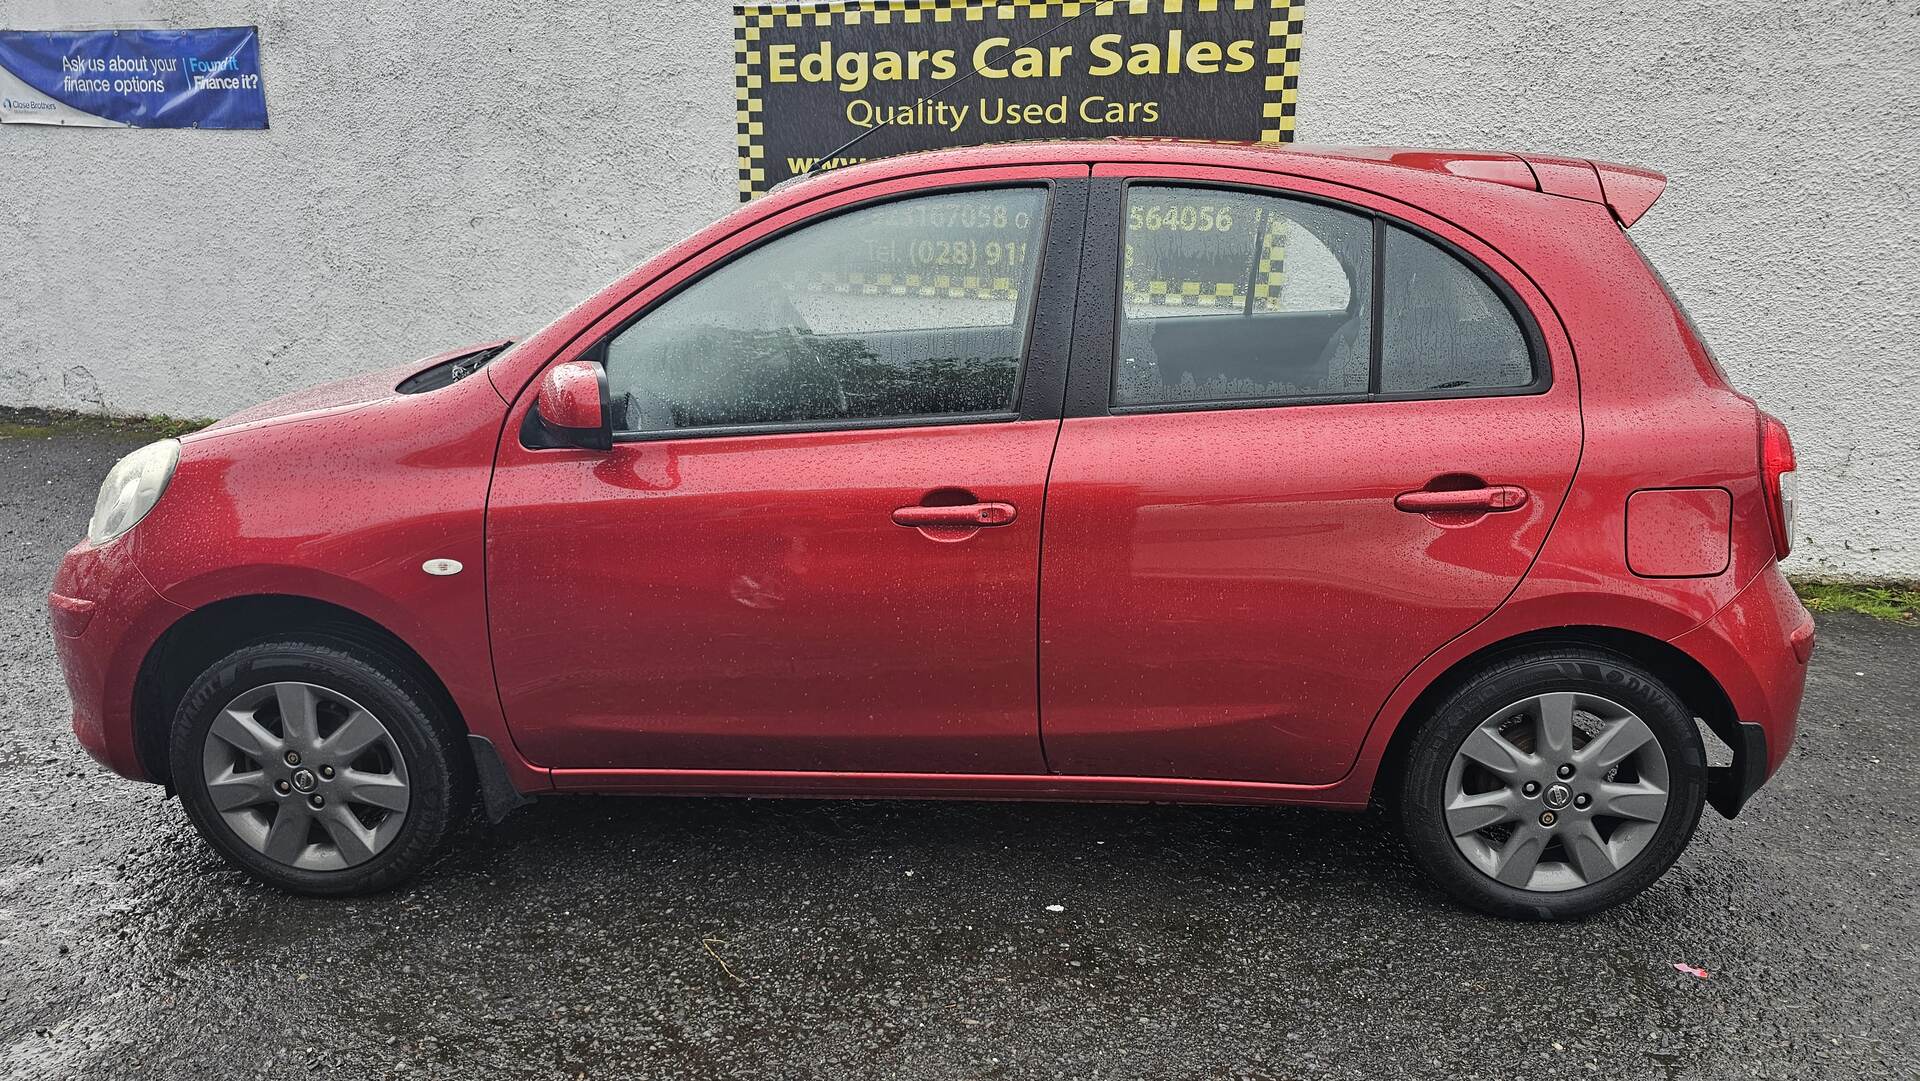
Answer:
535 360 612 451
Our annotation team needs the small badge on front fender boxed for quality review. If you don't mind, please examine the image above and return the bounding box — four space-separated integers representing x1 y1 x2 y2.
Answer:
422 558 463 576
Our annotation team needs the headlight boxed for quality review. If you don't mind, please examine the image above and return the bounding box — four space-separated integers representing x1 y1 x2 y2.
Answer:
87 439 180 546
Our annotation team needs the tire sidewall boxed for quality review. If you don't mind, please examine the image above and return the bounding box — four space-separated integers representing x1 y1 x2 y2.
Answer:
170 640 460 896
1400 651 1708 920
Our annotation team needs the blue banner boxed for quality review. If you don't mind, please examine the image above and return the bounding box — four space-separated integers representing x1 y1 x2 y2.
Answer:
0 26 267 128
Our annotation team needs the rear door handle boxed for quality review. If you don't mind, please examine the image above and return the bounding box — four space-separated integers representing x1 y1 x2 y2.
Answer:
891 502 1018 529
1394 485 1529 514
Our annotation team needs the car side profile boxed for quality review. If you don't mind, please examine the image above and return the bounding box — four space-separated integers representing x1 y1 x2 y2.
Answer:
48 141 1813 919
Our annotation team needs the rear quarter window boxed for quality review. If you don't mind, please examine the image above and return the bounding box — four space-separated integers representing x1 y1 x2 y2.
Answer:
1379 226 1534 393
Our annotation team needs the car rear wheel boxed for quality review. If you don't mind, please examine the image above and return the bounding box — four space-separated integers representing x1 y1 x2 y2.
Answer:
1397 648 1707 920
169 637 470 895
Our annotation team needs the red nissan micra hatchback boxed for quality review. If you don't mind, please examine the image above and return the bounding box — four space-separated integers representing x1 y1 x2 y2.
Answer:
49 142 1813 918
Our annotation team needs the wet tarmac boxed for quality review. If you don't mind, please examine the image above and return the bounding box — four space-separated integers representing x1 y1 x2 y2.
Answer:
1 427 1914 1080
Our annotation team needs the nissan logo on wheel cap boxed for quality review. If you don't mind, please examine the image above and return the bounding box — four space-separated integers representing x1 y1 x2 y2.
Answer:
1544 782 1573 810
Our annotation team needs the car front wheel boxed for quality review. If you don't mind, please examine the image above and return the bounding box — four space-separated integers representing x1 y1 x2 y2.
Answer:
1398 647 1708 920
169 637 470 895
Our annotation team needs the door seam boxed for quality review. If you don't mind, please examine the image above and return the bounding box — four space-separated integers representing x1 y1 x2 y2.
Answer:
1034 174 1093 775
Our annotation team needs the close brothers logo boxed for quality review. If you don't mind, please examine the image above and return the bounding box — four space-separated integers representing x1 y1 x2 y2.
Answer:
2 97 58 111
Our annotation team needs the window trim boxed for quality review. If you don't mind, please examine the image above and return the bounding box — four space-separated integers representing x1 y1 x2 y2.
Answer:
1077 178 1553 419
577 180 1077 445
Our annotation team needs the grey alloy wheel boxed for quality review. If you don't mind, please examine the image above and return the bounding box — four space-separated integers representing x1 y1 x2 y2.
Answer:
200 681 412 871
1443 691 1671 893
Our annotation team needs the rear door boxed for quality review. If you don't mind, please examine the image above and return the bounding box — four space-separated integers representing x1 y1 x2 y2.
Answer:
1038 166 1582 784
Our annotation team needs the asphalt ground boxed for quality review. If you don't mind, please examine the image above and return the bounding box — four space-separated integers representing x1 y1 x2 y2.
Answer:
1 425 1914 1081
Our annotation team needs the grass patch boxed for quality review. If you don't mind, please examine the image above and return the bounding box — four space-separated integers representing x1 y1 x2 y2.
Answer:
0 406 214 441
1793 579 1920 622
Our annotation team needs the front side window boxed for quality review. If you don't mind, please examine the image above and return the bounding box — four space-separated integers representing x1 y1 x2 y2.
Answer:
603 188 1047 434
1116 186 1373 407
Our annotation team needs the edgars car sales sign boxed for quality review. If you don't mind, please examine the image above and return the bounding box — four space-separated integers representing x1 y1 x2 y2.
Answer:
734 0 1304 198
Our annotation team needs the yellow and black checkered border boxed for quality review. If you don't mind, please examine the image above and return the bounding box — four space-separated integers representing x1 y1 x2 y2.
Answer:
802 270 1023 301
1250 215 1289 305
1124 214 1290 311
733 0 1305 201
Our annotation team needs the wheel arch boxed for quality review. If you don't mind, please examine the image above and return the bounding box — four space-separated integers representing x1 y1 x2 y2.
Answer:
1368 625 1739 809
131 594 470 786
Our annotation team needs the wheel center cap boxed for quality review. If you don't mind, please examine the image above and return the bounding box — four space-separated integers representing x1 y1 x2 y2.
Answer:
291 768 317 793
1544 782 1572 809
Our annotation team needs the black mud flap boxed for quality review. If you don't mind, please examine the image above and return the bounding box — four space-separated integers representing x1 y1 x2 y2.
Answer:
467 734 536 824
1705 721 1769 820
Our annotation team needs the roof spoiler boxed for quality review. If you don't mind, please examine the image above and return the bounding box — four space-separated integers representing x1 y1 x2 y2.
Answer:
1589 159 1667 227
1508 153 1667 227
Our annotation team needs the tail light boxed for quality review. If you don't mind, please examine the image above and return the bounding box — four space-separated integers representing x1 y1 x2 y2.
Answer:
1759 412 1797 557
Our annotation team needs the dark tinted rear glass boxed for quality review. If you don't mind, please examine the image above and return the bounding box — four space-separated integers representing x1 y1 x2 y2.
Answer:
1379 227 1533 393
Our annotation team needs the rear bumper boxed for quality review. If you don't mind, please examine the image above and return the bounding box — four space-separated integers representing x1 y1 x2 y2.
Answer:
49 539 188 781
1670 563 1814 817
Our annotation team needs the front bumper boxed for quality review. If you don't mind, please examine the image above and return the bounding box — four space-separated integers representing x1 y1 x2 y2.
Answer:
1670 563 1815 818
48 538 188 781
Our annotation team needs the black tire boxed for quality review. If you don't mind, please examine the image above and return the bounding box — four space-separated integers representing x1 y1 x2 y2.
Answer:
169 637 471 896
1397 648 1707 920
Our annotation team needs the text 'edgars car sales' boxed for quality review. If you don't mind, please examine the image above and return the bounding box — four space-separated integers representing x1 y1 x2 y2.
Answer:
734 0 1304 198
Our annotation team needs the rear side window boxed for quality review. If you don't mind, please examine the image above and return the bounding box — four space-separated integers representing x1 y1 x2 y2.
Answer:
1379 226 1533 393
1116 186 1373 407
1111 184 1539 410
602 188 1046 434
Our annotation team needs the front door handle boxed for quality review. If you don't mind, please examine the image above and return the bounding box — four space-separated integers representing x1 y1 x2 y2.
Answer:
891 502 1018 529
1394 485 1529 514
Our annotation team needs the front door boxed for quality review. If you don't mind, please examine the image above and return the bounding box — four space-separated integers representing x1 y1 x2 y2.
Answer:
1039 171 1583 785
488 177 1084 774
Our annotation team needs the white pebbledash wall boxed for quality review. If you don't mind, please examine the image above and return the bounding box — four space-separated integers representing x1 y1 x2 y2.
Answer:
1 1 1915 577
